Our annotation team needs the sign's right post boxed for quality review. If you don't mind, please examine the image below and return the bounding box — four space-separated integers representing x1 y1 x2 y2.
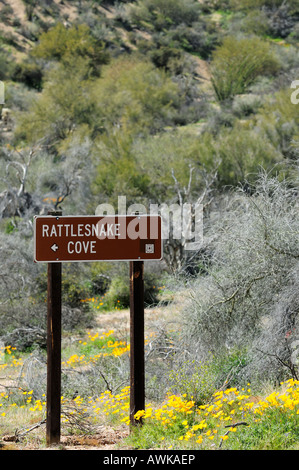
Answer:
129 260 145 427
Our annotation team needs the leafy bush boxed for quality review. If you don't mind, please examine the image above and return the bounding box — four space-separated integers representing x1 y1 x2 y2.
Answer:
256 89 299 160
104 275 130 309
169 21 219 58
32 22 109 76
215 123 282 186
230 10 270 37
90 55 182 135
15 56 96 148
0 5 14 24
210 36 280 101
169 357 218 405
0 43 13 80
105 270 162 309
11 61 43 90
129 0 201 31
129 0 218 60
229 0 299 38
230 0 299 12
232 94 263 117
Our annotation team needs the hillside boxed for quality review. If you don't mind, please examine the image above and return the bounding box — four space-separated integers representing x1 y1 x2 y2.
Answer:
0 0 299 451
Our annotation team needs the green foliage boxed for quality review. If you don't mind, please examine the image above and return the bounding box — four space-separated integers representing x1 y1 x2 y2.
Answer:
230 0 299 13
256 89 299 160
91 55 181 135
61 274 90 310
211 348 250 389
129 0 201 31
3 219 19 234
228 406 299 450
31 22 109 75
36 264 90 310
0 43 13 80
92 131 151 207
170 20 219 58
169 357 217 405
0 5 14 24
211 36 280 101
78 332 117 359
134 118 284 191
147 43 184 71
229 0 299 39
132 130 213 200
214 123 283 186
232 94 263 117
104 270 162 309
15 53 182 150
15 56 95 147
11 61 43 90
104 275 130 309
129 0 218 60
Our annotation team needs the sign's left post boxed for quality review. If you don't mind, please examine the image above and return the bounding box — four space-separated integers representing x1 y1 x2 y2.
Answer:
46 211 62 445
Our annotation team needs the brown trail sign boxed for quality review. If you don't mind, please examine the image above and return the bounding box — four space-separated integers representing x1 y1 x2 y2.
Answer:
34 215 162 263
34 213 162 444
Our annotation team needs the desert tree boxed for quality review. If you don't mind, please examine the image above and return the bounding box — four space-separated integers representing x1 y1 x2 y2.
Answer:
160 163 218 273
0 143 44 219
182 170 299 384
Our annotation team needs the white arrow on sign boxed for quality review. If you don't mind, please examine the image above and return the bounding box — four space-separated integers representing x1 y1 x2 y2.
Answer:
51 243 59 252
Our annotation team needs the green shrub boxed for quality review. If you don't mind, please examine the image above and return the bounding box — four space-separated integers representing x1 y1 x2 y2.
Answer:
129 0 201 32
169 21 219 58
32 22 109 75
216 125 282 185
232 94 263 117
211 348 250 389
210 36 280 101
256 89 299 160
104 275 130 309
0 5 14 24
105 271 162 309
228 406 299 450
0 44 13 80
11 61 43 90
90 55 182 135
234 10 270 37
14 55 95 147
230 0 299 14
169 357 218 405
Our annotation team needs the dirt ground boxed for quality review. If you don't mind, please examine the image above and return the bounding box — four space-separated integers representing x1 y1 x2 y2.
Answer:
2 425 130 450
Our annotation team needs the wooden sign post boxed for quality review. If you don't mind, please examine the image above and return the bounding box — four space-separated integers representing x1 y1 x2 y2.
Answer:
34 213 162 444
129 260 145 426
46 211 62 445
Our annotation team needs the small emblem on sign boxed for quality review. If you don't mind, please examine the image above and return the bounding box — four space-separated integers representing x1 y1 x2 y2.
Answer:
51 244 59 252
145 243 154 254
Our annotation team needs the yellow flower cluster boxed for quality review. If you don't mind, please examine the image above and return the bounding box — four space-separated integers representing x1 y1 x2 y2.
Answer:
0 345 23 370
80 294 122 311
62 330 129 367
1 340 299 450
106 340 130 357
254 378 299 416
80 295 105 309
91 386 130 422
126 379 299 447
0 390 46 417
